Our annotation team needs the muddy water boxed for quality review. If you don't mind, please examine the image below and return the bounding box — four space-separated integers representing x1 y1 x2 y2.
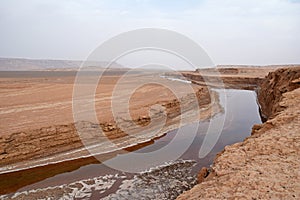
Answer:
0 89 262 200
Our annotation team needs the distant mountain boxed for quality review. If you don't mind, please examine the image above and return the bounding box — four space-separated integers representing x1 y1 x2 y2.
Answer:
216 64 299 68
0 58 124 71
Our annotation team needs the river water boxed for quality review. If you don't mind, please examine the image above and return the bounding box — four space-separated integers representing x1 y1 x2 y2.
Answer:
1 89 262 200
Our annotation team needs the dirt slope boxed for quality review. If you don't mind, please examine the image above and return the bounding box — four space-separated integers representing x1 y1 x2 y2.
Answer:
177 67 300 199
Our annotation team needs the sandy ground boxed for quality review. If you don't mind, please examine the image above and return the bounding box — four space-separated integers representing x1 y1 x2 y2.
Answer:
0 72 192 135
0 71 220 172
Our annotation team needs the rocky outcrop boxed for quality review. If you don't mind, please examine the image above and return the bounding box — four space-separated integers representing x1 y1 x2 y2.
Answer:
177 67 300 199
258 67 300 119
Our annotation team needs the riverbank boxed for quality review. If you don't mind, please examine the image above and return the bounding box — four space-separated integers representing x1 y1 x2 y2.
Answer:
0 71 221 174
177 67 300 199
0 88 262 199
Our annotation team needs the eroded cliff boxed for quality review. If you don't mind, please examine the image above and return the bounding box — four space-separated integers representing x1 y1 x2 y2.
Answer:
258 67 300 119
177 67 300 199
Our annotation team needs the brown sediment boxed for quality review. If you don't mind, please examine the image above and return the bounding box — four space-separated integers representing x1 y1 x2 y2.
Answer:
177 66 300 199
0 71 220 174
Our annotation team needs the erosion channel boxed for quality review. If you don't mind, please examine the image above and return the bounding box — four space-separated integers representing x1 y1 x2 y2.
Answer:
1 82 262 200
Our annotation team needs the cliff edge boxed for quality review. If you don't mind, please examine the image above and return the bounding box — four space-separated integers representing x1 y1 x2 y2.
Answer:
177 67 300 199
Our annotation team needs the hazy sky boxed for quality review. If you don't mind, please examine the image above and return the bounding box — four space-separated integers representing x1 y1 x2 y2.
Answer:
0 0 299 65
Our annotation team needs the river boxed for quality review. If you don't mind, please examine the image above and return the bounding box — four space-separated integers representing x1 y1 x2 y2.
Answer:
1 89 262 200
